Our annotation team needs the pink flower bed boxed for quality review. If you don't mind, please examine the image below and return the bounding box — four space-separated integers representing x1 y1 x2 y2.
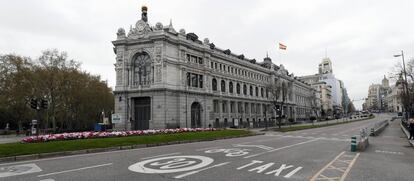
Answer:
21 128 217 143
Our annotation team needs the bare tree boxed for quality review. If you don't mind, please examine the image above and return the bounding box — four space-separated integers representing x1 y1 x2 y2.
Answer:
309 90 320 125
392 59 414 117
266 78 288 129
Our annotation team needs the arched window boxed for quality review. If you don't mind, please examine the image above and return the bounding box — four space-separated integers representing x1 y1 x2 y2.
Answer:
221 80 226 92
133 52 151 85
250 86 253 96
236 83 240 94
255 87 258 97
243 84 247 95
229 82 233 93
212 78 217 91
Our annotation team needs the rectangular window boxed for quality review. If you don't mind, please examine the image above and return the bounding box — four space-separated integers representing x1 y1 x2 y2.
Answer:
213 100 219 113
186 54 191 62
198 57 203 64
245 103 249 114
199 75 203 88
222 101 227 113
230 101 235 113
191 55 197 63
238 102 243 113
191 73 198 87
187 73 191 86
211 62 214 68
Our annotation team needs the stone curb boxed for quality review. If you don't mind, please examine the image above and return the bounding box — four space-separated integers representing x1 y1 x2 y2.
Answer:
400 123 414 147
0 132 263 164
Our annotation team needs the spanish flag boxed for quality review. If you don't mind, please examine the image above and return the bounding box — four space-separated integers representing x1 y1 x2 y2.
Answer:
279 43 287 50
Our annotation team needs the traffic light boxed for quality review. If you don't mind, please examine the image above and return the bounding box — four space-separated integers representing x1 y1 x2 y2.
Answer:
41 99 48 109
30 98 38 109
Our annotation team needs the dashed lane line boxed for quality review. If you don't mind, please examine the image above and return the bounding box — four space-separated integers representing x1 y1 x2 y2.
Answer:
37 163 113 177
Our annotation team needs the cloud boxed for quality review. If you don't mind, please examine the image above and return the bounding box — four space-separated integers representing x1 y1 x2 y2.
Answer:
1 0 414 109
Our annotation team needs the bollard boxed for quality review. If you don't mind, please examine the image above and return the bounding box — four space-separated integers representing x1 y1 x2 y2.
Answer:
351 136 357 152
371 127 375 136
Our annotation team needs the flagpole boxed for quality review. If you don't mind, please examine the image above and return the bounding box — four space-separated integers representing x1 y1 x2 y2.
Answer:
278 42 281 65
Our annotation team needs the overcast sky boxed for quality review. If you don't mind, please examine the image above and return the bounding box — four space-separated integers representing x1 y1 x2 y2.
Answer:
1 0 414 109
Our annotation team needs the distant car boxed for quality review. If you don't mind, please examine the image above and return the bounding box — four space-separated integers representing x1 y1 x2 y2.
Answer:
397 112 403 117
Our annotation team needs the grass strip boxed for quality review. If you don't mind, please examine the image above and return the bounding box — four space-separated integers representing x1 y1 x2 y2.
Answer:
273 116 375 132
0 130 250 158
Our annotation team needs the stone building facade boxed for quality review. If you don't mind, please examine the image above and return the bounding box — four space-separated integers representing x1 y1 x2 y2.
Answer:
365 76 391 111
386 75 404 112
300 58 350 118
112 6 316 130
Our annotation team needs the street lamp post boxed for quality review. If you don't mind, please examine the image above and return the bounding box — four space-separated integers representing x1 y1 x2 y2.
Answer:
394 50 410 119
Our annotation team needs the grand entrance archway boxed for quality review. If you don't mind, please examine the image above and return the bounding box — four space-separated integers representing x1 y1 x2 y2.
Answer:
191 102 202 128
134 97 150 130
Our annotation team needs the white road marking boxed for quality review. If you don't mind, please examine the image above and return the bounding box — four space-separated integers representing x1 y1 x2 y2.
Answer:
237 160 303 178
237 160 263 170
37 163 112 177
234 144 274 151
173 162 230 179
244 139 319 158
39 179 55 181
375 150 404 155
284 166 303 178
140 152 181 159
129 155 213 174
265 164 293 176
0 163 42 178
249 162 275 173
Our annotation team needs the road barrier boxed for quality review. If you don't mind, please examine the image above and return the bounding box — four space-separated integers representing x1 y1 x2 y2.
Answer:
370 120 389 136
351 128 369 152
351 136 357 152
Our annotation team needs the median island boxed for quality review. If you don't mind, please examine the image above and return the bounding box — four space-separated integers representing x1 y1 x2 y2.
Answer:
272 115 375 132
0 129 251 158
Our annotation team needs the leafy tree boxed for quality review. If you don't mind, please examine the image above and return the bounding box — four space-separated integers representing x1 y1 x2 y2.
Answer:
0 49 114 133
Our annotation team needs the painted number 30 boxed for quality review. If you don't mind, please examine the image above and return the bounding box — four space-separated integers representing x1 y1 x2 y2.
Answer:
205 148 250 157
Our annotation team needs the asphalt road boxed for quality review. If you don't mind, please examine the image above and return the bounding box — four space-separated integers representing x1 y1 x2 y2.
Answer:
1 113 413 181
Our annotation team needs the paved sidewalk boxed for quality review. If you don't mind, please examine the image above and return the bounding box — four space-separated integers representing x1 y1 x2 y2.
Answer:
347 119 414 181
400 120 414 147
